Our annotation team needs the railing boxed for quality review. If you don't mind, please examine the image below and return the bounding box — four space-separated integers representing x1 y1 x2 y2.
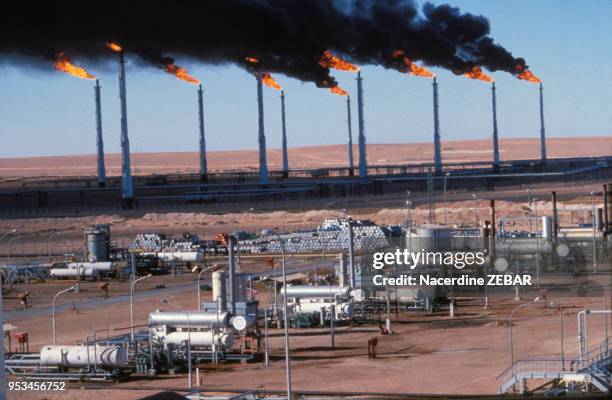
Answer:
497 337 611 393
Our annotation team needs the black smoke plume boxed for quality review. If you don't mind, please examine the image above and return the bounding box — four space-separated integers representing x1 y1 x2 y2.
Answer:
1 0 533 87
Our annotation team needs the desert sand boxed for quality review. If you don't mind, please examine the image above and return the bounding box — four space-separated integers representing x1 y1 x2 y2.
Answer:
1 137 611 179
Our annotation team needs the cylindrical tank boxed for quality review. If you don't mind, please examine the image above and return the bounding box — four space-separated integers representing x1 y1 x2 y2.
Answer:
86 230 109 262
542 216 552 241
293 301 354 319
164 331 233 348
67 262 114 272
149 311 230 328
156 251 203 263
211 271 227 311
50 268 99 279
39 345 127 368
284 285 351 299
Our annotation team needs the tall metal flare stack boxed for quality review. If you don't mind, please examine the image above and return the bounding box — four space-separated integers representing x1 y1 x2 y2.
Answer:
346 95 355 176
280 90 289 178
118 50 134 208
356 71 367 178
432 77 442 174
197 84 208 182
539 82 547 161
94 79 106 187
491 82 500 167
256 71 269 184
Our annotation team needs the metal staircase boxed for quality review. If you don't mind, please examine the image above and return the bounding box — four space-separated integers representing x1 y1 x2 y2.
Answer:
497 338 610 394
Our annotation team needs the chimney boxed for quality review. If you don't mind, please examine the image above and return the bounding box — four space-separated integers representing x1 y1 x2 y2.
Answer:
356 71 367 178
94 79 106 188
118 51 134 209
432 77 442 174
256 71 269 184
280 90 289 178
197 84 208 182
228 236 236 314
346 95 355 176
491 82 500 167
539 83 547 162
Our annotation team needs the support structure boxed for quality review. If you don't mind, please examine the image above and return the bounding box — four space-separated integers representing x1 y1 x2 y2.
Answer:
228 236 236 315
197 84 208 182
257 71 269 185
356 72 367 178
432 77 442 174
118 51 134 208
280 90 289 178
94 79 106 188
491 82 500 167
539 83 547 162
346 95 355 176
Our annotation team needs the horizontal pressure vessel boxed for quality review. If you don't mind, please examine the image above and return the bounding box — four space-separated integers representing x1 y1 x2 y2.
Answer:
67 262 115 272
284 285 351 299
155 251 203 262
149 311 230 328
164 331 234 348
50 268 99 278
39 345 127 368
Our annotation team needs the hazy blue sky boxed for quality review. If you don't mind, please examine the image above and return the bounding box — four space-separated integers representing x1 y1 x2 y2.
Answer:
1 0 611 158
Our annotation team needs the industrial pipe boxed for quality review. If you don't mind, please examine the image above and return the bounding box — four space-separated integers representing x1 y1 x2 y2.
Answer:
432 77 442 174
356 71 367 178
491 82 500 167
280 90 289 178
257 71 269 185
118 50 134 208
197 84 208 182
94 79 106 188
346 95 354 176
539 83 547 161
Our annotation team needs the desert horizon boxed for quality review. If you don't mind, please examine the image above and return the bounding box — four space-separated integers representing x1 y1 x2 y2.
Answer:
1 136 611 179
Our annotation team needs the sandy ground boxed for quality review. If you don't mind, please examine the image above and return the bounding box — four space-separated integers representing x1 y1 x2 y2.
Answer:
1 137 611 179
5 287 611 399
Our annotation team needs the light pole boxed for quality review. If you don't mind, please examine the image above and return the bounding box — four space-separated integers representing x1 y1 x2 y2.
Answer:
130 273 152 342
274 234 292 400
443 172 450 225
52 285 75 344
526 187 533 234
47 231 63 261
509 297 541 364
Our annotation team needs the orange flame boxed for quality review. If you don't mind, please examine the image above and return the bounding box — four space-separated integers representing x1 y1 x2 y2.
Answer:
463 66 494 82
392 50 434 78
165 63 200 85
329 85 348 96
105 42 123 52
516 69 541 83
319 51 360 72
245 57 259 63
54 52 96 80
261 72 282 90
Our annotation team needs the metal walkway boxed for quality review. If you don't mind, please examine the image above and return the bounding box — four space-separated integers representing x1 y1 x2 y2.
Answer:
497 338 611 394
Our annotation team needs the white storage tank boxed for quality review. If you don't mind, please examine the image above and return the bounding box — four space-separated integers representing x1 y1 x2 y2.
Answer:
164 331 234 349
156 251 203 263
39 345 127 368
67 262 115 272
50 268 99 279
149 311 230 328
284 285 351 300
